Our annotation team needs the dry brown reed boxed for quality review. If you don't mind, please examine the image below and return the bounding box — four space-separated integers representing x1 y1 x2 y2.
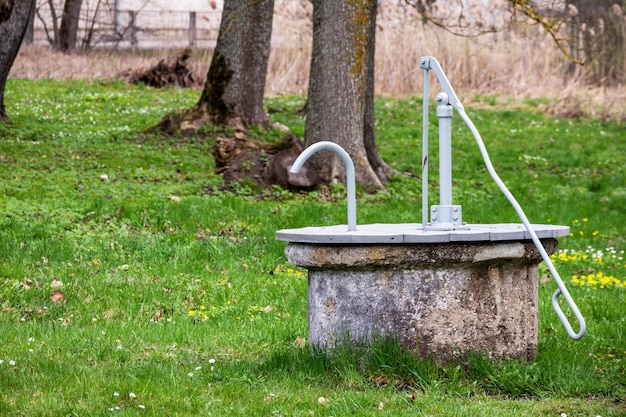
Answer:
9 5 625 121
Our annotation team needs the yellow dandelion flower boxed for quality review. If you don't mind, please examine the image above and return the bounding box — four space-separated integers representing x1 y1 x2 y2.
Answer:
189 310 195 316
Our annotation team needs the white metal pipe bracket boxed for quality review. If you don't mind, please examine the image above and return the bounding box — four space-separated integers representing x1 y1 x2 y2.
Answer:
290 141 357 232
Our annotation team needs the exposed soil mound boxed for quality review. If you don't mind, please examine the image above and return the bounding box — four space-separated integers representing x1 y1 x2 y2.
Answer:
127 48 197 88
212 133 320 191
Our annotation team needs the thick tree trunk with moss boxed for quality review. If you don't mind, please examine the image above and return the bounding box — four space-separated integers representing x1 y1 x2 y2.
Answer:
193 0 275 128
156 0 320 191
0 0 35 120
305 0 390 191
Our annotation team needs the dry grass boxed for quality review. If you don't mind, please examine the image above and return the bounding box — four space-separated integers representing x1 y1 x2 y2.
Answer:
9 4 625 122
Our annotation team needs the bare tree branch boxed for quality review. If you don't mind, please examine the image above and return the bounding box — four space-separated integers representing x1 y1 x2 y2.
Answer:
510 0 585 64
405 0 586 65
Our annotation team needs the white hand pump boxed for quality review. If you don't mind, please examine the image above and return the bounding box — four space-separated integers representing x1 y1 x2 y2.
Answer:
420 56 586 339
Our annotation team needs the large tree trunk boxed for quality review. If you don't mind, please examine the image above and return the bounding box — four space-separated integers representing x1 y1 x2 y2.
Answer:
59 0 83 52
0 0 35 120
305 0 387 190
155 0 318 191
193 0 275 128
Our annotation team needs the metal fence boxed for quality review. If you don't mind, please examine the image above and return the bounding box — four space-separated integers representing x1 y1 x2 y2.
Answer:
29 1 222 50
111 9 221 49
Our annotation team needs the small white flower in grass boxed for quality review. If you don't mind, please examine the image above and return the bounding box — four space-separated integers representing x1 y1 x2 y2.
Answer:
8 360 15 366
209 358 216 364
188 372 194 377
561 414 567 417
318 396 329 405
128 392 136 399
138 405 145 410
195 366 202 371
28 337 35 343
0 360 3 365
113 392 120 397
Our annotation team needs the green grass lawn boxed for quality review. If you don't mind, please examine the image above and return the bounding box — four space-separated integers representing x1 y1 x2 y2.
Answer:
0 79 624 416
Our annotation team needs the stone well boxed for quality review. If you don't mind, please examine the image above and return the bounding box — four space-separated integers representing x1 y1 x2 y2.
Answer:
276 223 568 361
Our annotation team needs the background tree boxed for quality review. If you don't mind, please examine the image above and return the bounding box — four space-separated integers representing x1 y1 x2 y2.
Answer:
36 0 85 51
58 0 83 52
189 0 275 129
304 0 391 191
0 0 36 120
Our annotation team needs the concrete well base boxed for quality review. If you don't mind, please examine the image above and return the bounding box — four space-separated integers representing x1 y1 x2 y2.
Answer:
285 239 558 361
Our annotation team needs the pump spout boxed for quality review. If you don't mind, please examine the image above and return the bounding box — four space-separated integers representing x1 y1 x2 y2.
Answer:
290 141 357 231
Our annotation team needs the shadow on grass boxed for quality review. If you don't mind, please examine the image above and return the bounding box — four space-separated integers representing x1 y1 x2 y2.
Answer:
217 334 623 400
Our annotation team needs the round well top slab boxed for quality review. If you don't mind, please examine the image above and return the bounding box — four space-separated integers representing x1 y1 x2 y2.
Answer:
275 223 569 244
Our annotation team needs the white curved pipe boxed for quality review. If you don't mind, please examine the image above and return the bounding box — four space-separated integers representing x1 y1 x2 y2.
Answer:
290 141 357 231
455 105 586 339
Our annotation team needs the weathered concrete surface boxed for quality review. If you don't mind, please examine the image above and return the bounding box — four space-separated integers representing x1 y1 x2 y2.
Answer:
285 239 558 361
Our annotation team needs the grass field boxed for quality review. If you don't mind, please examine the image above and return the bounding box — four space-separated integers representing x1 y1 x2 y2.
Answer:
0 79 624 416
